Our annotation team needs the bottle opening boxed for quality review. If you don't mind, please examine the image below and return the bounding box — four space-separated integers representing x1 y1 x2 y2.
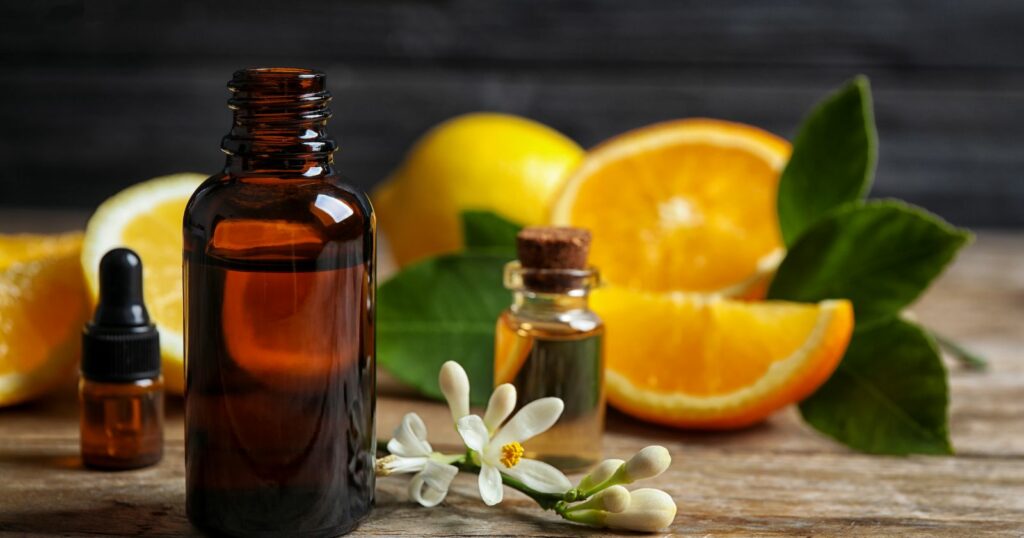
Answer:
228 67 327 100
221 67 336 160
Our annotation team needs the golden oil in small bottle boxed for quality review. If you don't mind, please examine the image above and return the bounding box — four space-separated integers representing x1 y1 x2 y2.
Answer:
494 227 604 472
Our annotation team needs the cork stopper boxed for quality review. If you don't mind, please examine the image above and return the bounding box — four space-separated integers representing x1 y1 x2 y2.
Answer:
516 226 592 292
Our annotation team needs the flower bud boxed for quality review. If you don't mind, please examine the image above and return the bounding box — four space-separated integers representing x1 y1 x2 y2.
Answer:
483 383 517 432
576 458 625 492
438 360 470 421
623 445 671 482
603 488 677 532
595 485 631 513
565 484 631 515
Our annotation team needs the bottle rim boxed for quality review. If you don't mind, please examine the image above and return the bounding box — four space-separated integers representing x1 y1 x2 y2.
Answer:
503 260 600 294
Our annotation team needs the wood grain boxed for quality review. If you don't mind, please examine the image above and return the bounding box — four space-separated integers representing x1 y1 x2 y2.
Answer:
1 232 1023 535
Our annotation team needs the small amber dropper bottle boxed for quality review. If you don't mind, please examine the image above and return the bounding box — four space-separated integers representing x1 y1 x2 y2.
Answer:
80 248 164 470
494 227 605 471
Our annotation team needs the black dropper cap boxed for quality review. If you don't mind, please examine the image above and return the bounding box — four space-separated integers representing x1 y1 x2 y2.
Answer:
81 248 161 382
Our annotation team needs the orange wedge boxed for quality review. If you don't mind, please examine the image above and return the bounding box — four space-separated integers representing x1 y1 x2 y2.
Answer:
551 119 790 297
0 232 89 407
593 287 853 429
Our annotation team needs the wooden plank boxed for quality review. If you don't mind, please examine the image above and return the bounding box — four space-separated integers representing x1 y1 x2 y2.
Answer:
0 231 1022 535
2 385 1023 536
0 438 1022 536
1 66 1021 227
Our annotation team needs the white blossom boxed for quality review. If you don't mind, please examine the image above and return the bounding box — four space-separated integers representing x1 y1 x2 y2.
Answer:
456 396 572 505
377 413 459 507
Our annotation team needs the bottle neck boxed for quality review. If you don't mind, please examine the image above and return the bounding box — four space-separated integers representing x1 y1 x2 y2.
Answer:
511 289 591 320
220 68 336 177
503 261 598 320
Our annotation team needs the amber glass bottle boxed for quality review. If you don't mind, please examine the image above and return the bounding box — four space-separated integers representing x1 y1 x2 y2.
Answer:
80 248 164 470
183 68 375 537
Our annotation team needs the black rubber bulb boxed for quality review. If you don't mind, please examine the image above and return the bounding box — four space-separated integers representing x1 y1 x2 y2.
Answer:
93 248 151 327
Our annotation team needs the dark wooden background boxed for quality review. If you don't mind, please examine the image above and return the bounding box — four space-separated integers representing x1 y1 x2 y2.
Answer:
1 0 1022 227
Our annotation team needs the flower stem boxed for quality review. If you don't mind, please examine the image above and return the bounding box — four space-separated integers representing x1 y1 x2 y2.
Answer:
454 460 567 510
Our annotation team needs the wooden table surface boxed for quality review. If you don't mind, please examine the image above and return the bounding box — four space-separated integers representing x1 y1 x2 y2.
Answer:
1 221 1022 536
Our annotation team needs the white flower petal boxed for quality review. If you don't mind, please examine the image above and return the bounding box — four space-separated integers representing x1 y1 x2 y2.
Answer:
408 461 459 507
377 455 428 475
439 361 471 421
456 414 490 453
501 457 572 494
604 488 677 532
387 413 432 457
491 397 564 447
483 383 517 433
478 463 504 506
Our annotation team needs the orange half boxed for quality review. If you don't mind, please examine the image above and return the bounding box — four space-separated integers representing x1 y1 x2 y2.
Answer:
552 119 790 296
593 286 853 429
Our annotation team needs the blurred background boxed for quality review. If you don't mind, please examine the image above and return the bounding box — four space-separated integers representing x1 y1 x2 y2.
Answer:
1 0 1021 228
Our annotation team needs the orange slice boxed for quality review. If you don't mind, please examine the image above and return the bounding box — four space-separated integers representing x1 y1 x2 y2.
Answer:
551 119 790 297
0 232 89 407
593 286 853 428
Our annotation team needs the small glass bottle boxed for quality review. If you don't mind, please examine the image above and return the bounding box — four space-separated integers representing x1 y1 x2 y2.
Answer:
494 227 605 472
183 68 375 537
80 248 164 470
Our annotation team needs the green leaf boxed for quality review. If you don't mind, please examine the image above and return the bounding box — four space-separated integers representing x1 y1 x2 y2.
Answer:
799 317 951 455
767 200 970 325
461 210 522 252
778 75 878 246
378 253 510 405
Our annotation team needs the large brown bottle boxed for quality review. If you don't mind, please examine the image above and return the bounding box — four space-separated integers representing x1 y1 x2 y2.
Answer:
183 68 375 536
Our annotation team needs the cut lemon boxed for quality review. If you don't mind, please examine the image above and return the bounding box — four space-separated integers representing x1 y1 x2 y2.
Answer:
0 232 89 407
82 173 206 394
552 119 790 297
593 286 853 428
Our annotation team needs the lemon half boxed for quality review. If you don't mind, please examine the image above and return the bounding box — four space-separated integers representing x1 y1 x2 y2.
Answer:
81 173 206 394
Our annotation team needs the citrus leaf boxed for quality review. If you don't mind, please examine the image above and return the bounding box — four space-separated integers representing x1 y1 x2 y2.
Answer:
778 75 877 246
461 210 522 252
799 317 951 455
767 200 970 325
378 253 510 405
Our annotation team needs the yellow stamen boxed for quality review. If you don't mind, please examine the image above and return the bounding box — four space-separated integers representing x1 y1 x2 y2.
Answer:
500 441 524 468
375 455 397 476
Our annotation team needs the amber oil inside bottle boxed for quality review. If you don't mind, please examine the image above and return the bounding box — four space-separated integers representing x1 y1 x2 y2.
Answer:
495 261 605 472
80 377 164 469
183 68 375 537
